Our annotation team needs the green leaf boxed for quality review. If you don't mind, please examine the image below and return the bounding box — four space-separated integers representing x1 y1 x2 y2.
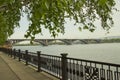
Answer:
78 27 82 31
98 0 107 6
83 25 88 29
89 29 95 32
45 1 49 10
57 29 60 32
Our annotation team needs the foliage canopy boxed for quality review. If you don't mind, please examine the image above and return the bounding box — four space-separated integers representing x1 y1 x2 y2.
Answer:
0 0 116 44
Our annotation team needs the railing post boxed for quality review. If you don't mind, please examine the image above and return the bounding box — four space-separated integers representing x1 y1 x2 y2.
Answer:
25 50 28 65
13 49 16 59
7 48 9 54
8 48 11 56
9 49 12 56
8 48 10 56
37 51 41 72
18 49 21 61
7 49 10 56
61 53 68 80
10 49 13 57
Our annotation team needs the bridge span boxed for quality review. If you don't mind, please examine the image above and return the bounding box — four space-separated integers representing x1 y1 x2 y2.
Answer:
8 39 102 46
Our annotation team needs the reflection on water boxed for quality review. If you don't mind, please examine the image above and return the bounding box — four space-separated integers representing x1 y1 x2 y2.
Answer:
13 43 120 64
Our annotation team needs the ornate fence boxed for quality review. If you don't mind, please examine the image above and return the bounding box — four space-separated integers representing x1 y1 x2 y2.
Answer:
67 57 120 80
0 48 120 80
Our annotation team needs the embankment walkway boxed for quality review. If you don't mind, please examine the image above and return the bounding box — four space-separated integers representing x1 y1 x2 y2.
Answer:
0 52 57 80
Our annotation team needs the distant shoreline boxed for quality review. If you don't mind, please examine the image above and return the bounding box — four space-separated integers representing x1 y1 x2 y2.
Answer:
13 44 40 46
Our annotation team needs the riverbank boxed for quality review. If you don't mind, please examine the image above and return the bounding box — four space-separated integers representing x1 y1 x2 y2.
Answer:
0 52 58 80
1 47 120 80
13 44 40 46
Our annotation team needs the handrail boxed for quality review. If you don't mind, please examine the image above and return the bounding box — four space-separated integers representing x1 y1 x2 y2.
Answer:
67 57 120 67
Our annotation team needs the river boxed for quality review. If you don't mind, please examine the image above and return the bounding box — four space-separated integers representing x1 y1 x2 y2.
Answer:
13 43 120 64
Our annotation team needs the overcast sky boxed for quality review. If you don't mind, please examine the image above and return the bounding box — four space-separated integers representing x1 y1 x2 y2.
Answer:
9 0 120 39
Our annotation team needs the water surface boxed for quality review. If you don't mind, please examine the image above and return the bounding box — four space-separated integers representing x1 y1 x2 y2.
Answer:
13 43 120 64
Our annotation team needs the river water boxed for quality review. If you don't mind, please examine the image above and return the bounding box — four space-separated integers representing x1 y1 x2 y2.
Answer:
13 43 120 64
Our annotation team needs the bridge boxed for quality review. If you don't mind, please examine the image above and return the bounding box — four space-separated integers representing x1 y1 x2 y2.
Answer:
8 39 102 46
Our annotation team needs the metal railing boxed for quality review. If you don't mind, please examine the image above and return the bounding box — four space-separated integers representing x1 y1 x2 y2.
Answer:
67 57 120 80
0 48 120 80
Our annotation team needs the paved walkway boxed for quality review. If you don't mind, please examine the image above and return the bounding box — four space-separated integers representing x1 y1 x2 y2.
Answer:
0 53 20 80
0 52 58 80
